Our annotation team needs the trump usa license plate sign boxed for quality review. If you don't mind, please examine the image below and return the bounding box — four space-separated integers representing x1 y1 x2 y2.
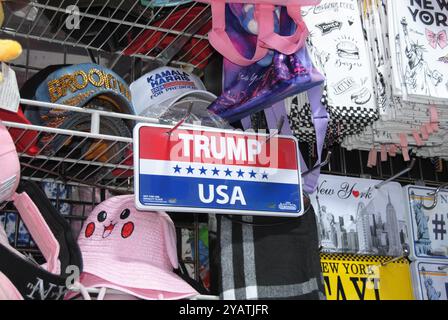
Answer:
133 123 303 217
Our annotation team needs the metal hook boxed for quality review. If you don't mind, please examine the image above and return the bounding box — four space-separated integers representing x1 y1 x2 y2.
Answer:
421 182 448 210
302 151 332 177
374 158 416 189
264 116 285 145
166 102 194 136
381 245 410 266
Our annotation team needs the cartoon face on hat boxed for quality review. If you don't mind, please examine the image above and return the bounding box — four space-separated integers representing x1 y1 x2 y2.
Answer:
84 206 135 240
78 195 178 271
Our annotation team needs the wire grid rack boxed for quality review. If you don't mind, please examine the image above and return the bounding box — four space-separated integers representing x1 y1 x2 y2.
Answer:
1 0 217 294
4 98 226 193
4 101 139 193
1 1 447 298
0 185 213 297
1 98 213 294
315 145 448 187
2 96 448 279
1 103 448 300
1 0 214 71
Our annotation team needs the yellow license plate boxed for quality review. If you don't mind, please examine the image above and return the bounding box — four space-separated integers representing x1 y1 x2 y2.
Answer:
321 253 414 300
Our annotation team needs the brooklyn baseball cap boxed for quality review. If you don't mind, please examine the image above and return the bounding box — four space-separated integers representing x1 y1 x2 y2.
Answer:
20 63 134 163
130 66 227 127
22 63 135 122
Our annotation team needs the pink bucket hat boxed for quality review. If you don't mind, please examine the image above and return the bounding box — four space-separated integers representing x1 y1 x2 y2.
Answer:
69 195 197 300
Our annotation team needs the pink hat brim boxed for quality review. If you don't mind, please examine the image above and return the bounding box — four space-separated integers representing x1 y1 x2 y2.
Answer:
70 253 198 300
65 273 197 300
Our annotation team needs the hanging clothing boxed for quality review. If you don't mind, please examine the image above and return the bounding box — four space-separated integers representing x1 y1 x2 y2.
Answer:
216 203 325 300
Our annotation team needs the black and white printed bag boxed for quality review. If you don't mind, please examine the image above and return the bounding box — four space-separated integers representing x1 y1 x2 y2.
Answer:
287 0 379 145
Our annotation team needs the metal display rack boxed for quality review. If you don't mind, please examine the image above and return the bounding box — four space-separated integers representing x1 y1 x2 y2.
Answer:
5 98 146 193
2 99 446 194
1 0 213 71
1 97 216 296
1 0 214 69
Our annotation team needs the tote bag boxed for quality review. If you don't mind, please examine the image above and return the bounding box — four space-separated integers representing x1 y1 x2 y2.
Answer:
196 0 321 65
207 4 325 124
287 0 379 145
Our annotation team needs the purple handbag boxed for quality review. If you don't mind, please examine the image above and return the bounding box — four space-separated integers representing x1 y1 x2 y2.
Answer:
207 5 325 123
210 4 328 193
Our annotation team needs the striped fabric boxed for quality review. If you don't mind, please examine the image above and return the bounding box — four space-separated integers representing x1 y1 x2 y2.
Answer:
217 206 326 300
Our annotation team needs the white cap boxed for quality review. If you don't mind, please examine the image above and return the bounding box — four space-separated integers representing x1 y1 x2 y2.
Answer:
130 66 220 125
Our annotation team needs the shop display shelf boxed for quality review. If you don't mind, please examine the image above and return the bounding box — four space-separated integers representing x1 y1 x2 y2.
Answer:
2 98 218 192
3 98 150 192
0 1 213 71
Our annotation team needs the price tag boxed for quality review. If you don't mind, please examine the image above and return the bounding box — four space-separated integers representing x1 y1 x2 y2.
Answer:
0 63 20 113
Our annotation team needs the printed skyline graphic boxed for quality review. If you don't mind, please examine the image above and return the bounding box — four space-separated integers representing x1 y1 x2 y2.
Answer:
317 194 407 256
311 175 409 256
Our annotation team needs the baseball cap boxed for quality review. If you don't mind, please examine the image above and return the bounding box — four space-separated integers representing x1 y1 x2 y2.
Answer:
66 195 198 300
130 66 228 128
22 63 135 121
0 107 40 155
124 6 213 69
21 63 134 163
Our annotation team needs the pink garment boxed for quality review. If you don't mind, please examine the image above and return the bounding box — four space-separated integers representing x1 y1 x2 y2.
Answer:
0 272 23 300
0 123 60 273
66 195 197 300
0 225 22 259
0 124 20 203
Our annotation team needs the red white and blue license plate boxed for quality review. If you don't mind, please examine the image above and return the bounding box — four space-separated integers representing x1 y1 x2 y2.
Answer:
133 123 303 217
